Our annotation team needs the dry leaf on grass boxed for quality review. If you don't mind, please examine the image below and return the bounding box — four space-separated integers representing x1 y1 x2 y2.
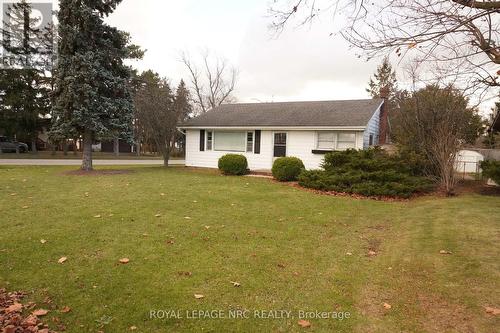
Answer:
383 303 392 309
60 306 71 313
368 250 377 256
40 239 47 244
129 326 137 331
94 215 102 218
22 206 29 209
58 257 67 264
194 294 204 299
160 193 165 196
184 216 192 220
439 250 452 255
230 281 241 287
155 214 162 217
6 303 23 313
485 306 500 315
33 309 49 316
298 319 311 328
119 258 130 264
346 252 353 256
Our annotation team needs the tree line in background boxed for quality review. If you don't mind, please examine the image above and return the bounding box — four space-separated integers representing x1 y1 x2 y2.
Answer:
0 0 237 169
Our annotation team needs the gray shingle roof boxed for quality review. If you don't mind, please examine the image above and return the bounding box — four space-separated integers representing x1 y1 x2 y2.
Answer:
180 99 383 128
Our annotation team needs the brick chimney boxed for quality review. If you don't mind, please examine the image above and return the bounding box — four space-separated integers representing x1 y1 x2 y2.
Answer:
378 86 390 145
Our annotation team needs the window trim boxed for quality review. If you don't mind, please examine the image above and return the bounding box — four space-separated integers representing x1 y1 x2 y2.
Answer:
315 131 357 151
246 131 254 153
213 131 247 152
206 131 213 151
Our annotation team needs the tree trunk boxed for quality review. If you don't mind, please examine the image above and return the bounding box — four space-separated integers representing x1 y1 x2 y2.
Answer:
136 142 141 156
31 138 37 154
162 144 170 167
113 138 119 157
81 129 93 171
63 140 68 156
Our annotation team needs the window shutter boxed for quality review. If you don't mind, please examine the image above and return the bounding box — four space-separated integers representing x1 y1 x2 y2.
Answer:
199 130 205 151
254 130 261 154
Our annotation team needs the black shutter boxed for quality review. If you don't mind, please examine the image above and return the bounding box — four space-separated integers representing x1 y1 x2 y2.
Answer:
254 130 261 154
199 130 205 151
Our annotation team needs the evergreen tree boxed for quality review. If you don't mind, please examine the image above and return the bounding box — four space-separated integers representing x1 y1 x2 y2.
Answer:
0 0 53 151
366 57 397 100
50 0 141 170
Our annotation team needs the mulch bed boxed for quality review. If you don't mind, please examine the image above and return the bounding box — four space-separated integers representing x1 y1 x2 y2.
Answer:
62 169 135 176
282 181 413 202
0 288 58 333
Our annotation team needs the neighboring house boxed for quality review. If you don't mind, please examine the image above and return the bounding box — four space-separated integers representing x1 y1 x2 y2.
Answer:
179 98 388 170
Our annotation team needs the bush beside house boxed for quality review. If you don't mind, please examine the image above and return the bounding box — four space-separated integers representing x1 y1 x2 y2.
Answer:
481 160 500 185
218 154 248 175
272 157 305 181
299 148 434 198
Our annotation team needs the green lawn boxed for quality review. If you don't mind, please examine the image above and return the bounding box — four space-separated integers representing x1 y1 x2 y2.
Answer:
0 166 499 332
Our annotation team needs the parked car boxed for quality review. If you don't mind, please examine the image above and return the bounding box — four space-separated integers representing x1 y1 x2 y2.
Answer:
0 136 29 153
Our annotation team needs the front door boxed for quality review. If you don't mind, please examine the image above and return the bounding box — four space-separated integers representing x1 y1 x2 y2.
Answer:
273 132 287 158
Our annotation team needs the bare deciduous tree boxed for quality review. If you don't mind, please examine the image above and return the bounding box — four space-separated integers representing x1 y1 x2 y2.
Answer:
269 0 500 95
180 50 237 114
134 71 190 166
392 84 484 195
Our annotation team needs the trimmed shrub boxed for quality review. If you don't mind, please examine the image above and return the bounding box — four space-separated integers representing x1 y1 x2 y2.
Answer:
272 157 305 181
481 160 500 184
218 154 248 175
299 148 434 198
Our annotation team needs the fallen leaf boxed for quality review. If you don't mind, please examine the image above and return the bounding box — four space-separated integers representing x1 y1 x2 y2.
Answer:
58 256 67 264
293 272 300 276
368 250 377 256
204 226 210 230
184 216 192 220
94 214 102 218
439 250 452 255
193 200 198 203
346 252 353 256
22 206 29 209
108 213 114 217
383 303 392 309
485 306 500 315
277 263 286 268
6 303 23 313
230 281 241 287
119 258 130 264
33 309 49 316
194 294 204 299
298 319 311 328
129 326 138 331
40 239 47 244
61 306 71 313
155 214 162 217
160 193 165 196
10 193 17 196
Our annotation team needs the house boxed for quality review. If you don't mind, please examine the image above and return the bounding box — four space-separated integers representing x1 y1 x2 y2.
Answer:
179 97 388 170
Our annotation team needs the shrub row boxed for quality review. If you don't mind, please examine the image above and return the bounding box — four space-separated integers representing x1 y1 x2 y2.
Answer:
299 149 434 198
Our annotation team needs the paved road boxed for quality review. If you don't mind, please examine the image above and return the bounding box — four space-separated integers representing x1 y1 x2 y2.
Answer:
0 159 185 166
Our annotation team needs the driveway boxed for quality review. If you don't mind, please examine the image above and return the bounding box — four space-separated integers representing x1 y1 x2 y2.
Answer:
0 159 185 166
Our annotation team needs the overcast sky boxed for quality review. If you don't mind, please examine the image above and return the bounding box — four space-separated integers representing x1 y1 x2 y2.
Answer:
105 0 384 104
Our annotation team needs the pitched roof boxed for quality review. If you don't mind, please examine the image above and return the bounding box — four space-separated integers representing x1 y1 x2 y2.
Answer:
180 99 383 128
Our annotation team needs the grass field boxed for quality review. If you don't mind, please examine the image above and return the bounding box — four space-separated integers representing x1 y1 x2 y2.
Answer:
0 166 499 332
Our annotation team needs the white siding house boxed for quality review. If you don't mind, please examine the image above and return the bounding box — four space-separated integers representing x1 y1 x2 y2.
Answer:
180 99 387 171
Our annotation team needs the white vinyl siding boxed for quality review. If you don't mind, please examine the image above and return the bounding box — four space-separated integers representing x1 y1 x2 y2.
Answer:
185 129 365 170
363 103 382 148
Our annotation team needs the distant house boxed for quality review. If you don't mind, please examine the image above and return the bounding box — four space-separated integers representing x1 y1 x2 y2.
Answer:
179 98 388 170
